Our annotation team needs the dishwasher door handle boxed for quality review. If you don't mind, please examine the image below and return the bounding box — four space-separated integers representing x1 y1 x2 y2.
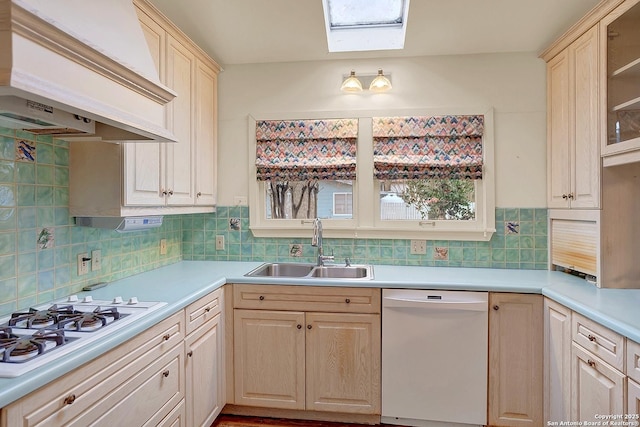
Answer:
383 296 487 312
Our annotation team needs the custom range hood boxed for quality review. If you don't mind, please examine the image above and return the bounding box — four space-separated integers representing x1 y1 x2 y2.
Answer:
0 0 177 142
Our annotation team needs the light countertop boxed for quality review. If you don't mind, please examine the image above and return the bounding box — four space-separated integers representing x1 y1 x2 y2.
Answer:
1 260 639 408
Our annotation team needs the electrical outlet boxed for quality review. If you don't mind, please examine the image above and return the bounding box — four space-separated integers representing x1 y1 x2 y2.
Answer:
91 250 101 272
77 253 90 276
215 235 225 251
160 239 167 255
410 240 427 255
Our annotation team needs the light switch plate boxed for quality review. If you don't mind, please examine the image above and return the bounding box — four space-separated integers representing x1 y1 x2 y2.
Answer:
160 239 167 255
216 235 225 250
77 253 89 276
91 250 101 271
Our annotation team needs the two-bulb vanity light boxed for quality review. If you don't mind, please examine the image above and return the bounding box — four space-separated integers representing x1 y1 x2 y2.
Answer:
340 69 392 93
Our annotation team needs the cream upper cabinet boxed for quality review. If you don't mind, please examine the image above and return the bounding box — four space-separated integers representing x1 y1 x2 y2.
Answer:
68 0 219 216
601 0 640 166
547 25 600 209
488 293 543 427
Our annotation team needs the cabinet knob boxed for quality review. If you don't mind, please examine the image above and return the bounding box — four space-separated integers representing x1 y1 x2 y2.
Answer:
307 324 312 330
568 193 574 199
493 305 499 311
162 333 170 341
205 306 211 312
161 189 168 196
187 351 193 357
587 359 596 368
162 370 170 378
259 295 265 301
64 394 76 405
562 194 568 199
168 190 174 196
297 324 302 329
345 298 351 304
588 334 597 342
197 192 202 197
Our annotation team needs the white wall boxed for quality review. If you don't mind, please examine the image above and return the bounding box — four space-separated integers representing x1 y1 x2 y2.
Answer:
217 52 547 208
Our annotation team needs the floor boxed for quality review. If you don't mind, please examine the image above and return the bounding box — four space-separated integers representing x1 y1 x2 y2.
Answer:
212 414 403 427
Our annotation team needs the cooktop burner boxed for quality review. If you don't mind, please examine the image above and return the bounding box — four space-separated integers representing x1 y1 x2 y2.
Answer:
0 296 167 378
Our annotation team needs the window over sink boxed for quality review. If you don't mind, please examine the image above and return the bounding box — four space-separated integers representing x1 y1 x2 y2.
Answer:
248 108 495 241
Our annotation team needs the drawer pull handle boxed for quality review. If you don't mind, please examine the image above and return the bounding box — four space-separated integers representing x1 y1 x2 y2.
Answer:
64 394 76 405
587 359 596 368
187 351 193 357
307 324 312 330
297 324 302 329
163 370 170 377
162 334 170 341
588 334 597 342
345 298 351 304
205 306 211 312
259 295 265 301
493 305 499 310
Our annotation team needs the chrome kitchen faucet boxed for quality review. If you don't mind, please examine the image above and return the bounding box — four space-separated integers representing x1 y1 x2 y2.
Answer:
312 218 334 266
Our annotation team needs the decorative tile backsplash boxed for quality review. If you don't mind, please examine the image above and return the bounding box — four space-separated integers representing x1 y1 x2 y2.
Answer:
0 125 548 318
0 127 182 317
182 206 548 270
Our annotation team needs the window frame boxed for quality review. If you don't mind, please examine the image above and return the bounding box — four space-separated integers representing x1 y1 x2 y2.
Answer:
248 108 495 241
333 191 353 217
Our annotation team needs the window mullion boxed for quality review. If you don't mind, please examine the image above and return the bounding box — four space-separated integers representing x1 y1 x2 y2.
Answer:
356 117 375 230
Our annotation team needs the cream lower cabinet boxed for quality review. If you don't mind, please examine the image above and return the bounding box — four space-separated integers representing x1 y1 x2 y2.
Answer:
629 340 640 415
571 342 625 420
232 285 381 415
544 297 572 423
184 288 225 427
1 312 186 427
488 293 543 427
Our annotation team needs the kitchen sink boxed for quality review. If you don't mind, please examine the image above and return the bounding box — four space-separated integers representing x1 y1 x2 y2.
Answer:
245 262 373 280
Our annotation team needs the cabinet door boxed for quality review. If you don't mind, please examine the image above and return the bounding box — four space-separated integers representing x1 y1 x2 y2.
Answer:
488 293 543 427
305 312 381 414
124 7 164 206
570 25 600 209
165 35 195 205
544 298 572 423
571 342 625 422
194 59 217 206
185 311 223 427
233 309 305 410
629 378 640 417
548 49 571 209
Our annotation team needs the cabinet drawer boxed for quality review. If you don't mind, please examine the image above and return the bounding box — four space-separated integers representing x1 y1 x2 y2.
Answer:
628 339 640 383
2 311 185 427
233 284 381 314
186 287 223 335
572 312 624 370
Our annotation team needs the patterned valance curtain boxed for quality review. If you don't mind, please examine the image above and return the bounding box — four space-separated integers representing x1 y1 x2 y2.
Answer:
372 115 484 180
255 119 358 181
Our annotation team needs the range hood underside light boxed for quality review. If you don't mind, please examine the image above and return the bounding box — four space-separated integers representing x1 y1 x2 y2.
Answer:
0 0 178 143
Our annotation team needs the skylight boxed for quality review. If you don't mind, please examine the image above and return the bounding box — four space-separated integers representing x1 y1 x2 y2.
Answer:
322 0 410 52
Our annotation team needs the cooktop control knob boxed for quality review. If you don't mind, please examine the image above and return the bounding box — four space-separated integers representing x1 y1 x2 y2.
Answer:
67 295 79 302
128 297 139 305
112 296 123 304
83 296 93 303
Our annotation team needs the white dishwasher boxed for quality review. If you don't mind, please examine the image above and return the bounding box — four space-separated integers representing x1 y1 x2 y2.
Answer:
382 289 488 427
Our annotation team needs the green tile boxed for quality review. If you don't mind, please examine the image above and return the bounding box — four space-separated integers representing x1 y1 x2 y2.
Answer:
37 270 54 291
36 207 55 227
37 249 54 270
17 252 36 275
0 160 15 183
0 208 16 231
0 254 16 279
520 236 534 249
519 208 534 221
36 165 54 185
18 207 36 228
0 184 15 207
0 278 16 303
0 232 16 255
463 248 477 261
54 166 69 187
506 249 519 263
36 186 54 206
17 274 37 298
505 235 520 248
54 146 69 166
37 143 54 164
0 136 15 160
15 162 35 183
504 208 519 221
520 249 534 262
17 185 36 206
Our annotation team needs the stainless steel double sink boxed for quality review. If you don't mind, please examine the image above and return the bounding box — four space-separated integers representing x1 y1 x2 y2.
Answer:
244 262 373 280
